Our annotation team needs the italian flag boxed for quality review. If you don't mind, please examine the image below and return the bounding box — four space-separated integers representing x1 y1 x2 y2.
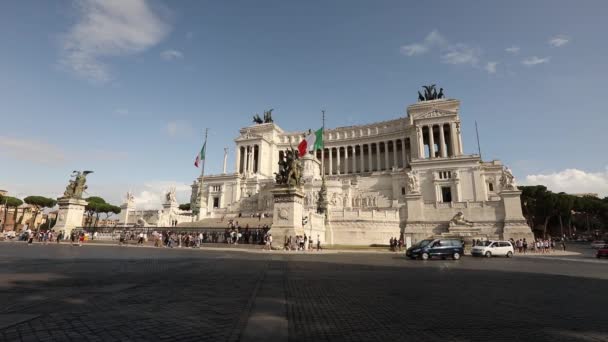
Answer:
297 128 323 157
194 142 206 167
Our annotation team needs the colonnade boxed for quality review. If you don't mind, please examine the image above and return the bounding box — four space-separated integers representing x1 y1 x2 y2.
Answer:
418 122 462 159
315 138 411 176
237 145 259 174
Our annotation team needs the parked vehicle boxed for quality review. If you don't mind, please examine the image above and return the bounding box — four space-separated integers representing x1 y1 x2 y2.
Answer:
597 246 608 259
405 238 463 260
471 240 514 258
590 240 608 249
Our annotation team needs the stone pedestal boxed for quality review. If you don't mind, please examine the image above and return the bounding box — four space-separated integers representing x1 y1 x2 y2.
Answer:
500 189 535 241
401 193 428 241
270 186 305 248
52 197 88 237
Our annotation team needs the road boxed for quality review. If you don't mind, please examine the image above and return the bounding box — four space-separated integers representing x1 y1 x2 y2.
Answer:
0 242 606 341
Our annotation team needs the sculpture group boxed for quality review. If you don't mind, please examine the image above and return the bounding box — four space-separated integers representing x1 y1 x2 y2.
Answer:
274 147 303 187
62 170 93 199
417 84 444 102
253 109 274 124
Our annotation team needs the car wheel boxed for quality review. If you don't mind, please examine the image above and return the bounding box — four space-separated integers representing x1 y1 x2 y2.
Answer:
506 251 513 258
453 252 461 260
421 252 430 260
485 251 492 258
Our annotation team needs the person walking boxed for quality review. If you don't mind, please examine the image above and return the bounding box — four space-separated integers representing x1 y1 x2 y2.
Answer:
317 234 321 251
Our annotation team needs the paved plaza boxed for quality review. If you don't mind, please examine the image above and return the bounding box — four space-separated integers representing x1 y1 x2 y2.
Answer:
0 243 606 342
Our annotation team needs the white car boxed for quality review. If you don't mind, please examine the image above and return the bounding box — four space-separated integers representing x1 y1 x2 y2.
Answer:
590 240 607 249
471 240 514 258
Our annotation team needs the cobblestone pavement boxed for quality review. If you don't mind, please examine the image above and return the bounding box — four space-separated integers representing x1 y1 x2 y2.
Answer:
0 243 606 341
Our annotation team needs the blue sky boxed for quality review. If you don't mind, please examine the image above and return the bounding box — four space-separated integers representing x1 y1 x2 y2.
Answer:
1 0 607 207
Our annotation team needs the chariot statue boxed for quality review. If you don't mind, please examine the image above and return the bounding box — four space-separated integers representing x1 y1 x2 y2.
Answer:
253 109 274 124
449 212 474 227
417 84 445 101
63 170 93 199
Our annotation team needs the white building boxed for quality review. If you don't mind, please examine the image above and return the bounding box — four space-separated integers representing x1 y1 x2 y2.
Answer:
190 95 533 245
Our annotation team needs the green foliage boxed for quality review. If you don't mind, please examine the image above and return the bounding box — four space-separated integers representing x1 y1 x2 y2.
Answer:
24 196 57 208
179 203 191 211
519 186 608 238
1 196 23 208
86 196 106 204
83 196 120 226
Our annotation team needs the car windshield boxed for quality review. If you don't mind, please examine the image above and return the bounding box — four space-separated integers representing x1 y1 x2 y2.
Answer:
415 239 433 248
477 241 492 246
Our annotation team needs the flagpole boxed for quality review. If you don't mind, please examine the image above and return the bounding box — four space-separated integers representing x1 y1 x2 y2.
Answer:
201 128 208 178
475 121 482 160
321 109 325 180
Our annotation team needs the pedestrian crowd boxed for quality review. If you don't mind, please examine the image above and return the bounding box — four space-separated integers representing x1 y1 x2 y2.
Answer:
283 234 322 251
389 237 404 252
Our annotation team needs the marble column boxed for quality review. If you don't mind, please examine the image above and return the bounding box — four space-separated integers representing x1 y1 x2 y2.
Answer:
393 140 398 169
418 127 425 159
401 139 407 168
450 122 458 157
457 122 463 155
337 147 341 175
384 141 389 170
321 147 325 175
439 125 447 158
236 146 242 173
360 145 365 173
428 125 436 159
352 146 356 173
329 148 333 176
375 143 381 171
367 144 372 172
344 146 349 174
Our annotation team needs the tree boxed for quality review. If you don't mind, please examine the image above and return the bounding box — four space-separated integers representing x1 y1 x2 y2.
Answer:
1 196 23 231
84 197 121 227
85 197 106 227
3 197 18 230
179 203 191 211
23 196 57 229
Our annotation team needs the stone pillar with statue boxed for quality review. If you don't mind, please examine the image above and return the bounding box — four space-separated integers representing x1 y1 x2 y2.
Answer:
53 171 92 238
499 167 535 241
270 147 305 247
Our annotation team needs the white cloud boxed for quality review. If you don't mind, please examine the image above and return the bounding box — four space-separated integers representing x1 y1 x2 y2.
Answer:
60 0 170 83
132 181 191 209
424 30 447 47
505 46 520 54
441 44 481 66
524 167 608 197
166 120 192 137
0 136 66 165
400 30 446 56
549 35 570 47
401 30 483 69
400 43 428 56
484 61 498 74
160 49 183 60
522 56 550 66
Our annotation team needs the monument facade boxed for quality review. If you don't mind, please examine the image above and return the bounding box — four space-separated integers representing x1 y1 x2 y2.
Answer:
190 86 534 245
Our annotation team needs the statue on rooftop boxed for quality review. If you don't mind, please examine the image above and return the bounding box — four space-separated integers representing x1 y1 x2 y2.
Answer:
253 109 275 124
418 85 445 101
